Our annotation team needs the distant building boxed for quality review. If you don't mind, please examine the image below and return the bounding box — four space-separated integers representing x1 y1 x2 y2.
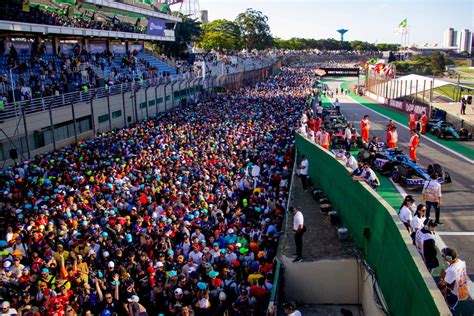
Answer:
459 29 472 53
443 28 457 47
200 10 208 24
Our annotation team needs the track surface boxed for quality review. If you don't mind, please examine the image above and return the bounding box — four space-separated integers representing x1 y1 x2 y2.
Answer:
326 80 474 281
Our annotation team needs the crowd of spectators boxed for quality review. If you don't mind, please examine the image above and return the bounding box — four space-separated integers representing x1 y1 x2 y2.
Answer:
1 45 162 103
0 5 145 35
0 67 312 315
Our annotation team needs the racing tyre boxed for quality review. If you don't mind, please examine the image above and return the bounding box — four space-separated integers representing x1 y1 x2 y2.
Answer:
432 163 443 178
392 165 407 183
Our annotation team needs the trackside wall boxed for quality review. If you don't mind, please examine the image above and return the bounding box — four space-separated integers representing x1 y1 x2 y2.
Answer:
295 133 450 316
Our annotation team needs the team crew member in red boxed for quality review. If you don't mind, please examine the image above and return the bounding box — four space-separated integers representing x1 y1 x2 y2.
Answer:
409 110 417 131
360 115 370 143
387 125 398 148
386 119 395 142
408 129 420 161
319 129 330 151
420 111 428 134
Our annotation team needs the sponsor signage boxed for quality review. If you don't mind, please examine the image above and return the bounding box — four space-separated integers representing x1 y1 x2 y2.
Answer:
365 92 429 115
320 68 360 77
146 17 165 36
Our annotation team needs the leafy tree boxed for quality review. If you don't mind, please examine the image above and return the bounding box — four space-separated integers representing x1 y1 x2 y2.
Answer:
197 19 241 52
431 52 446 75
155 13 201 58
235 8 273 50
376 43 400 51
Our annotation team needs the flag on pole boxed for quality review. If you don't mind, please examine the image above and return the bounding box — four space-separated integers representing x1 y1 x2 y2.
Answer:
395 18 408 34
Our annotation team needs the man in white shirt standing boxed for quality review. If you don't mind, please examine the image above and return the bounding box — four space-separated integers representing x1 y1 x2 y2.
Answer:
290 207 305 262
423 173 443 225
439 247 469 311
344 123 353 152
298 155 309 191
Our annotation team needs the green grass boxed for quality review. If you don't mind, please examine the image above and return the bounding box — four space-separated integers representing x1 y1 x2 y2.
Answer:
433 85 460 101
457 67 474 74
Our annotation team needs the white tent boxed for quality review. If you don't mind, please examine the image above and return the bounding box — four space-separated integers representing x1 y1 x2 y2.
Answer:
374 74 451 99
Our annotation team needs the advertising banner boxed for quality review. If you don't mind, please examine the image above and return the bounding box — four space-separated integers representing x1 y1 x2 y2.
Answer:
320 68 359 77
4 41 33 55
111 44 126 54
365 92 429 115
88 42 107 54
129 44 143 53
146 17 165 36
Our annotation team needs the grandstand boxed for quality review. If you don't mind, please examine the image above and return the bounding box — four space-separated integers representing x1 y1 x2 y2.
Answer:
0 0 180 103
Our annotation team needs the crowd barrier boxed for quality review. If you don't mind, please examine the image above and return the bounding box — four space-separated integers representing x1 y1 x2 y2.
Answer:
295 133 450 316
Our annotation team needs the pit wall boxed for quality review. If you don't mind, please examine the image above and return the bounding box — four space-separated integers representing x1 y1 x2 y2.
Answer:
295 134 451 316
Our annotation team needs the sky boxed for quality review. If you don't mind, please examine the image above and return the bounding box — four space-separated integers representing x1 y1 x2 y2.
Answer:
198 0 474 45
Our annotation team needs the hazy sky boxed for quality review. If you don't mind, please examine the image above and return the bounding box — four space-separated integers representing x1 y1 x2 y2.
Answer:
198 0 474 45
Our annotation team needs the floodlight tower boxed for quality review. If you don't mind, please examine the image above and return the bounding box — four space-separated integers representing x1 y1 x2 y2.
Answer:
337 29 348 42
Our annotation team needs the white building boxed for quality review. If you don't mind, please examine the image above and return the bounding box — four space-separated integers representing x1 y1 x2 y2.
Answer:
459 29 472 53
443 28 457 48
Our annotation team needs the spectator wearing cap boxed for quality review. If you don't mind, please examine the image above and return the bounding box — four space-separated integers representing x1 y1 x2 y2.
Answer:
232 288 253 315
127 294 148 315
1 301 17 316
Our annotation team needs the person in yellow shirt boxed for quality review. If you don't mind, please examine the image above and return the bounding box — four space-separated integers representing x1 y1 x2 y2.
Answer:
247 263 263 286
54 244 70 263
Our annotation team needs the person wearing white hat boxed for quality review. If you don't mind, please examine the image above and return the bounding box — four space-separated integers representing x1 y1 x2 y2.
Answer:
127 294 148 315
1 301 17 315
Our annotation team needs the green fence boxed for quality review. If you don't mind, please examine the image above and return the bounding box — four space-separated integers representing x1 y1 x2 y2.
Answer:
296 134 449 316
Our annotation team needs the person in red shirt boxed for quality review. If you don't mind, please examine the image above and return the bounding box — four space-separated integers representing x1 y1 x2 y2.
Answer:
408 129 420 161
360 115 370 143
409 110 417 131
387 125 398 149
420 111 428 134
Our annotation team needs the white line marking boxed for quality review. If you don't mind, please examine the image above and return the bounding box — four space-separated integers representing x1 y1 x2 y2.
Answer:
337 82 474 164
436 232 474 236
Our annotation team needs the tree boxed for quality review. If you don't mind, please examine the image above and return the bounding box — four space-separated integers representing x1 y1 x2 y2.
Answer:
156 13 201 58
235 8 273 50
431 52 446 75
198 19 241 52
376 43 400 51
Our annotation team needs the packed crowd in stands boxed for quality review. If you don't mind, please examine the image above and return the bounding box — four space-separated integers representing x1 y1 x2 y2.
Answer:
0 5 145 35
1 44 162 102
0 67 312 315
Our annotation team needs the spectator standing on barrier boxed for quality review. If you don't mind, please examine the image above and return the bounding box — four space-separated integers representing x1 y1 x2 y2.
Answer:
415 219 439 272
423 173 443 226
298 155 309 191
439 247 469 311
408 129 419 161
387 125 398 149
398 195 415 233
360 115 370 143
290 207 305 263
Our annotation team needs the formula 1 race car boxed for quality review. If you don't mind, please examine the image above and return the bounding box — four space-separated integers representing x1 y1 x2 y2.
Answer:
358 147 452 186
427 119 472 140
323 115 348 131
330 128 363 149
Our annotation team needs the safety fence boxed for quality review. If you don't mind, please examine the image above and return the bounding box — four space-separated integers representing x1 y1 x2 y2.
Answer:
295 133 450 316
0 60 280 164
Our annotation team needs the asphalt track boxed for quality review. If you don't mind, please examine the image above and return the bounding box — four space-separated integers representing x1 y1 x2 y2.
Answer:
325 79 474 284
